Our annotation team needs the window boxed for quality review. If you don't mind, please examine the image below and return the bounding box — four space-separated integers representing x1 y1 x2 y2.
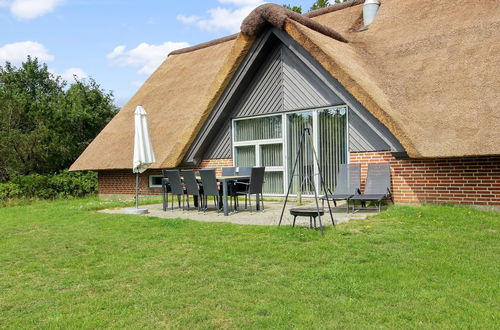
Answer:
233 115 284 194
232 106 348 196
234 115 282 141
149 175 163 188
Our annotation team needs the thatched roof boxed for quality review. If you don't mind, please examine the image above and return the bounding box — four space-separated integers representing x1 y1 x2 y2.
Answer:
70 0 500 171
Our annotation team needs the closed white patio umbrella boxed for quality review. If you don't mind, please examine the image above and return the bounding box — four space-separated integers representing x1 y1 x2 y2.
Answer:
126 105 155 214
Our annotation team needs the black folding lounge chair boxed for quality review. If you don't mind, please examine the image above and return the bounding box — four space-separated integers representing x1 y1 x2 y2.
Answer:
350 163 392 212
320 164 361 213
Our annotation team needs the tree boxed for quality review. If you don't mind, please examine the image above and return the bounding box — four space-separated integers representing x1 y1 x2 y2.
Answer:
0 57 117 181
310 0 344 11
310 0 329 11
283 4 302 13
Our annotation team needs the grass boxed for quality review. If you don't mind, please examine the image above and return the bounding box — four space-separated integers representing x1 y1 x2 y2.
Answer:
0 198 498 329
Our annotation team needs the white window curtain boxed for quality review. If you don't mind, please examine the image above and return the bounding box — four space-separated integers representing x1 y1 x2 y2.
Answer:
318 107 348 193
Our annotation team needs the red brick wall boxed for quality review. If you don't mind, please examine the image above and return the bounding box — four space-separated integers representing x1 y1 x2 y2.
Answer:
98 154 500 205
350 151 500 205
98 158 233 196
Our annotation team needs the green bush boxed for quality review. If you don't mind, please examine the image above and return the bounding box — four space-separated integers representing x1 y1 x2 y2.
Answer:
3 171 97 201
0 182 22 200
49 171 98 198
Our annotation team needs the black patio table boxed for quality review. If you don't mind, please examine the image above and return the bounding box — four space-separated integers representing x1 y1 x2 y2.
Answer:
196 175 252 216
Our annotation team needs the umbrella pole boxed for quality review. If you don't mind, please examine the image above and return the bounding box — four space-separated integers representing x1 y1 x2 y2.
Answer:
135 173 139 209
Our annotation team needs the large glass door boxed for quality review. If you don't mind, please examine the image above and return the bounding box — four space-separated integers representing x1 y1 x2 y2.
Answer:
287 111 314 194
318 106 348 193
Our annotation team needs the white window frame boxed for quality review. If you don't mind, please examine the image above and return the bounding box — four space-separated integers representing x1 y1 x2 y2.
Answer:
148 175 163 188
232 114 285 196
231 105 349 196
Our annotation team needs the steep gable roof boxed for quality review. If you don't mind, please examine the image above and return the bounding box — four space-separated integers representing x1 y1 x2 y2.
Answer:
71 0 500 171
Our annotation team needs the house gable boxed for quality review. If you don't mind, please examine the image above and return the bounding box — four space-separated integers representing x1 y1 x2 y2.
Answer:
183 28 404 165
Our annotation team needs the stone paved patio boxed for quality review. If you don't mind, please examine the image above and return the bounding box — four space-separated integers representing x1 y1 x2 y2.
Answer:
102 200 379 227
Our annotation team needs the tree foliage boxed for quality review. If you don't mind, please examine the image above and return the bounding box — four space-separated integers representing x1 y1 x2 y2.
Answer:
0 57 117 181
285 0 343 14
310 0 330 11
283 4 302 13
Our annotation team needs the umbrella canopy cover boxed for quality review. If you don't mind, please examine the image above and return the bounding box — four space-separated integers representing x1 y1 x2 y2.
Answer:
133 105 156 173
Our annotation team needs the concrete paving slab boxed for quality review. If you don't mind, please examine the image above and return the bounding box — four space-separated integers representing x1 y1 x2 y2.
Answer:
102 200 379 227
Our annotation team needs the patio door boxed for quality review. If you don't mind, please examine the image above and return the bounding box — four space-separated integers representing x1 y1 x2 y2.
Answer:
286 106 347 195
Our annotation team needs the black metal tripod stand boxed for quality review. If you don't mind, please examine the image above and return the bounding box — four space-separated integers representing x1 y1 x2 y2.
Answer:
278 127 335 234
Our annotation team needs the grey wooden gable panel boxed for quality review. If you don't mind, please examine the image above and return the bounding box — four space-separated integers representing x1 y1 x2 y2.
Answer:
203 120 232 159
349 110 391 152
191 28 405 164
233 45 283 117
282 46 343 111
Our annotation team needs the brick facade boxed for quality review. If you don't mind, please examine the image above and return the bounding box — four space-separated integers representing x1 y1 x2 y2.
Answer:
98 154 500 205
350 151 500 205
98 158 233 197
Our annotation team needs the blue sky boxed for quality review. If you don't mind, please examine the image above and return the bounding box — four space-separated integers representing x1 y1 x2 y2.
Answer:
0 0 314 107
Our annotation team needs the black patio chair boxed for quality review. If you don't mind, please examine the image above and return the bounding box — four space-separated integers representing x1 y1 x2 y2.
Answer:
181 169 202 211
163 169 185 210
161 176 171 211
320 164 361 213
237 167 252 176
221 167 236 176
234 167 265 212
198 169 222 212
350 163 392 212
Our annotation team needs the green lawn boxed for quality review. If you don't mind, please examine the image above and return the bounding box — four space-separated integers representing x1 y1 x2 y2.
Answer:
0 198 498 329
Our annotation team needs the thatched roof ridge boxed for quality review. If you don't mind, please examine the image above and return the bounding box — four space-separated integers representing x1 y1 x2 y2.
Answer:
169 34 238 55
241 3 348 42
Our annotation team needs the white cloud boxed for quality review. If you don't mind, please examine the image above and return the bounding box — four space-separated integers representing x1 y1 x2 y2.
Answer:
0 41 54 64
177 0 265 33
9 0 64 20
176 14 200 24
107 41 190 75
0 0 8 8
106 45 125 59
60 67 88 81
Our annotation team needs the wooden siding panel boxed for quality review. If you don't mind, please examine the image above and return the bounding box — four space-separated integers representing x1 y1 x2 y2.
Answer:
233 46 283 117
283 47 342 110
204 121 232 159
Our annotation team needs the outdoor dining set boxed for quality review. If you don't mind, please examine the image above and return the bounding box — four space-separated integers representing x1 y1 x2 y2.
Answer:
160 162 393 219
161 167 265 216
